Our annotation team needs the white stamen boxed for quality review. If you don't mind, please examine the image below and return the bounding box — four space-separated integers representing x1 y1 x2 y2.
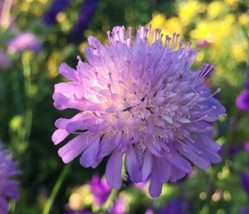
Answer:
191 115 208 123
182 93 200 107
206 88 221 100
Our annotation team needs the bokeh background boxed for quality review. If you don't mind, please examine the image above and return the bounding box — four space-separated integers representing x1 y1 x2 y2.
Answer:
1 0 249 213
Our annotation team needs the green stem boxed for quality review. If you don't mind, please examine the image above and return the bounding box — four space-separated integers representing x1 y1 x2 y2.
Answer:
102 188 118 211
11 67 23 116
21 53 33 145
42 164 71 214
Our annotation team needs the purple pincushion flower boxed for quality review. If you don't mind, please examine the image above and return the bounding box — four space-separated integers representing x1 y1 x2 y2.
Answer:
236 73 249 111
0 143 21 213
52 26 225 197
8 32 42 53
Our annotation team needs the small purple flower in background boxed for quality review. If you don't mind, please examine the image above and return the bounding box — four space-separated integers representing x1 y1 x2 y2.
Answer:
64 209 91 214
0 49 11 70
109 198 126 214
144 209 154 214
197 39 210 49
158 199 184 214
66 175 108 212
89 175 111 206
8 32 42 53
239 207 249 214
241 173 249 197
52 26 225 197
42 0 70 25
0 143 21 213
69 0 99 45
244 142 249 151
236 72 249 111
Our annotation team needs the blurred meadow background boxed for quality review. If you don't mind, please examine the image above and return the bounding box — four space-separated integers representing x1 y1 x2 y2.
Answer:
1 0 249 213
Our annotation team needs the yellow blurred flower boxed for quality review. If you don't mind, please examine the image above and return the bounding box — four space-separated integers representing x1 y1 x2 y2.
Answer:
47 52 60 78
190 22 211 41
190 15 234 46
38 0 49 3
148 13 182 37
213 63 241 86
178 0 205 26
225 0 238 7
207 1 225 19
224 14 235 25
56 12 66 23
162 17 182 35
239 13 249 25
232 42 247 62
148 13 166 29
57 12 71 32
78 41 88 53
196 51 205 62
20 2 31 12
9 115 23 131
68 185 93 211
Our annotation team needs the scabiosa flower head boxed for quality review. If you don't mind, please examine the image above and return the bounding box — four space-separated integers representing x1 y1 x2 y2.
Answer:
0 143 21 213
236 72 249 111
8 32 42 53
52 26 225 197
